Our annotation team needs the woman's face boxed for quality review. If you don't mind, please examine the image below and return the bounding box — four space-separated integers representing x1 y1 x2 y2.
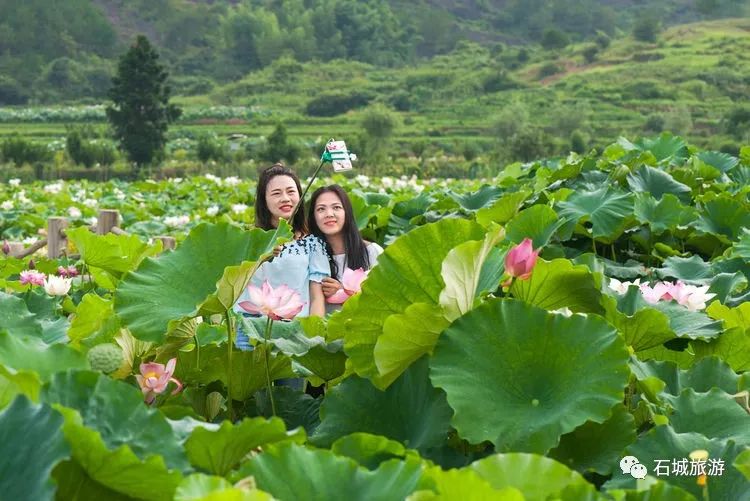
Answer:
265 175 300 225
314 191 345 236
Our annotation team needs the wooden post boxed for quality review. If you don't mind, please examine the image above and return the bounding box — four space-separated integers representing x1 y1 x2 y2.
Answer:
47 217 68 259
97 210 120 235
156 236 176 251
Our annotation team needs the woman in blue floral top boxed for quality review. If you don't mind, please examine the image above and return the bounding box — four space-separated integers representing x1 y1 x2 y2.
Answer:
234 164 330 349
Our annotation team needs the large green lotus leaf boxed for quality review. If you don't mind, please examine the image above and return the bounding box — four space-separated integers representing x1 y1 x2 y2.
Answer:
633 133 689 164
67 293 120 348
732 228 750 259
312 356 452 456
447 185 503 211
53 405 183 501
662 388 750 443
238 442 424 501
707 301 750 330
331 433 416 470
557 187 634 242
697 151 739 173
373 303 450 384
175 473 273 501
115 222 290 343
735 449 750 480
607 480 697 501
475 190 530 227
430 299 629 453
185 416 305 476
650 301 722 341
41 370 189 472
349 192 380 230
634 193 697 234
0 365 41 408
52 459 135 501
0 331 88 380
607 427 749 500
630 357 740 397
627 165 692 202
470 453 597 501
636 344 695 369
510 258 604 314
415 465 524 500
656 255 713 284
253 386 322 434
67 226 162 279
505 204 566 248
693 328 750 371
603 296 675 351
439 225 504 321
549 404 637 475
0 396 69 501
330 218 486 387
0 291 44 338
694 194 750 242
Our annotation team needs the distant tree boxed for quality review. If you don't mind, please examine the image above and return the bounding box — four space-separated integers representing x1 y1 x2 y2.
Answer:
582 44 599 64
541 29 570 50
106 36 181 167
263 122 301 164
361 104 399 162
594 30 611 49
632 16 661 42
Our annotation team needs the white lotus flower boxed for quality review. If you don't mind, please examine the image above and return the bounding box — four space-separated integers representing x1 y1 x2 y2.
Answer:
206 205 219 216
608 278 641 295
44 182 63 194
1 200 13 210
223 176 241 186
164 215 190 228
68 207 82 218
44 275 72 296
679 285 716 311
232 203 248 214
8 178 20 187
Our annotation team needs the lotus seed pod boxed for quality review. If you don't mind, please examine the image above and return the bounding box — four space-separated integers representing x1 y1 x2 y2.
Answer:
87 343 124 374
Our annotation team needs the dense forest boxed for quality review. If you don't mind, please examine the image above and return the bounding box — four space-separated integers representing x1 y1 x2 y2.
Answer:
1 0 749 104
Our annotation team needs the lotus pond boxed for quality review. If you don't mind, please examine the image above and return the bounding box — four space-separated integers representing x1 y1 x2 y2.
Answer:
1 133 749 500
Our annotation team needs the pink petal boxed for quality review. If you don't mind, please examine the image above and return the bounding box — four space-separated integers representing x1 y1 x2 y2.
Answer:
326 289 350 304
247 284 265 309
238 301 262 314
169 377 183 395
139 362 166 377
165 358 177 377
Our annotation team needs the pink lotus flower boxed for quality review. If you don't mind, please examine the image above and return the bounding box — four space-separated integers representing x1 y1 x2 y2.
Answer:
238 280 305 320
326 267 369 304
19 270 46 286
136 358 183 404
57 265 79 278
504 238 540 280
639 282 670 304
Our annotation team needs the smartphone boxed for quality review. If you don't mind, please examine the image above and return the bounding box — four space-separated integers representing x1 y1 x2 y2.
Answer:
326 140 354 172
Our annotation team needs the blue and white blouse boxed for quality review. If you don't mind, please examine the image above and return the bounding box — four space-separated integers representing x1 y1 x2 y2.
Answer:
234 234 330 318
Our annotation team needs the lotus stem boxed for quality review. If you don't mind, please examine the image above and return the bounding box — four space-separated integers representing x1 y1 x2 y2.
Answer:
224 311 234 422
264 316 277 417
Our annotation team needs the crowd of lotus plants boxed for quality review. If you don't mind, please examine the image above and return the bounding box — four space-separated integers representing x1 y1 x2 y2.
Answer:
1 133 749 500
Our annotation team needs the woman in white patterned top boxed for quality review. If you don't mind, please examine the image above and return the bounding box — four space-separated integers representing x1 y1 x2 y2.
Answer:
307 185 383 314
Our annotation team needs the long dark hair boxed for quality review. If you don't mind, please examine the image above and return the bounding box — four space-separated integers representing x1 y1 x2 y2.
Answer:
308 185 370 278
254 163 307 234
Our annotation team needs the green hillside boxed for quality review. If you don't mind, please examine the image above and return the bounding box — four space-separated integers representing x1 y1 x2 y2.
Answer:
1 0 749 104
